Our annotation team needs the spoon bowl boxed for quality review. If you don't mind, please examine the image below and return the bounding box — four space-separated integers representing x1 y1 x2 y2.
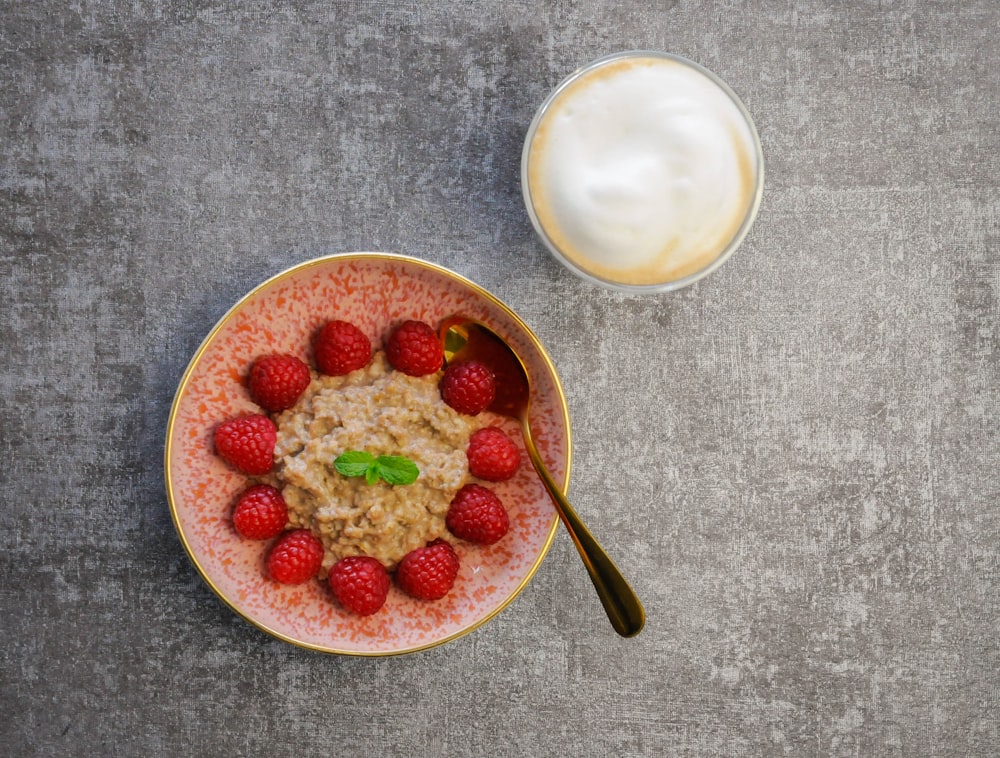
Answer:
440 316 645 637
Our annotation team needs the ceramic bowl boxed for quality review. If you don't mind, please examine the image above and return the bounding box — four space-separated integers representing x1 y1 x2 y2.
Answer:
164 253 571 655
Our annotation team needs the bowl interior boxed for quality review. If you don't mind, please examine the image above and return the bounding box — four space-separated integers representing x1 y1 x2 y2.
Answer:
164 253 571 655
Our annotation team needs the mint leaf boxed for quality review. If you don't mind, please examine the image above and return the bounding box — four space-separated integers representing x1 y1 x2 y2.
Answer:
334 451 376 478
375 455 420 486
334 450 419 486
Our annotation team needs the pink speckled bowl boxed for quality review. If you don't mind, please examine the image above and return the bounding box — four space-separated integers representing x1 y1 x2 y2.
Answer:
164 253 571 655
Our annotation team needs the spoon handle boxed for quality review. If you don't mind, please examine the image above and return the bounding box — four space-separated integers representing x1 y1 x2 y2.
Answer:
521 421 646 638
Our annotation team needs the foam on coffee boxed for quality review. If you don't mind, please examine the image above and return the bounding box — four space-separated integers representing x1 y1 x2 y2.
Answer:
524 54 761 288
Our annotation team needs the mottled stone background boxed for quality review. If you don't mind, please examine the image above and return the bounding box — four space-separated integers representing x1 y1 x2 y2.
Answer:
1 1 997 756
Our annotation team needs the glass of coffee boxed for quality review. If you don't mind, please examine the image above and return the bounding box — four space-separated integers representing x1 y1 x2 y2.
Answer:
521 51 764 293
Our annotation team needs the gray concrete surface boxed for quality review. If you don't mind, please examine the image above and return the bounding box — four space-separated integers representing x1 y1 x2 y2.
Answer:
2 1 997 756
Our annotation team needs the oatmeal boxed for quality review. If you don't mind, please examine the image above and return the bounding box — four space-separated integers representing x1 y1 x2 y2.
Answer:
273 352 477 573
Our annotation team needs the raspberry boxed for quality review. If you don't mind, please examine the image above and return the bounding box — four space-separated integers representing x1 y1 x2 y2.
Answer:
248 354 311 412
314 320 372 376
395 539 460 600
214 414 277 475
446 484 509 545
266 529 324 584
328 556 391 616
466 426 521 481
385 320 443 376
439 361 495 415
232 484 288 540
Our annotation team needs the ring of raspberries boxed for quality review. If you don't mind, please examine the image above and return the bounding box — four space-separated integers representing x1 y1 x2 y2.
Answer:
211 318 524 617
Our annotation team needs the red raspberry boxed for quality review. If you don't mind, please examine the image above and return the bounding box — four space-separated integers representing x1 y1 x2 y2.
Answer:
248 354 311 412
328 556 391 616
439 361 495 415
385 320 443 376
214 414 277 475
395 539 460 600
446 484 509 545
232 484 289 539
266 529 324 584
314 320 372 376
466 426 521 481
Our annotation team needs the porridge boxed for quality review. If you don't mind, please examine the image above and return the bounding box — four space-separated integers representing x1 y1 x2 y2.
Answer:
273 352 477 573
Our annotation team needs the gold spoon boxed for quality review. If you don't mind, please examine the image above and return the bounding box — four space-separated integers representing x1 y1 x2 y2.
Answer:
439 316 645 638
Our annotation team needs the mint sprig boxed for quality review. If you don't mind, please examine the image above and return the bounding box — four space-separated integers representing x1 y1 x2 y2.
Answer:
334 451 419 486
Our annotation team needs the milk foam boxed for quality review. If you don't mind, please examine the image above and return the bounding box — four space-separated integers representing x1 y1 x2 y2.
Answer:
526 56 760 287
